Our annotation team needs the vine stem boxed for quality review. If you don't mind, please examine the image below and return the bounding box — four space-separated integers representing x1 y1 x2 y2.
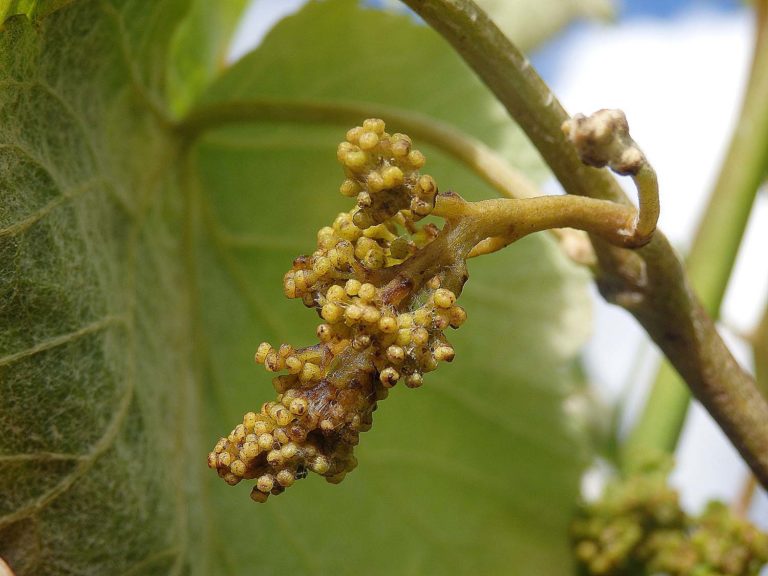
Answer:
734 296 768 517
400 0 768 487
177 98 596 265
756 297 768 400
623 1 768 466
177 98 541 199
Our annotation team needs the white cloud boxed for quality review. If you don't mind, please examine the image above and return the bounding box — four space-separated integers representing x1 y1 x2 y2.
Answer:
228 0 309 62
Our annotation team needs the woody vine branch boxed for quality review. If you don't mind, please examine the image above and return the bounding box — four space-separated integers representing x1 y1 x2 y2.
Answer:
399 0 768 488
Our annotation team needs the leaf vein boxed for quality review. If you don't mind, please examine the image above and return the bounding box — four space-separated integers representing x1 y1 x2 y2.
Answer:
0 452 86 463
0 368 135 530
0 176 107 237
0 315 126 367
97 0 170 127
218 231 307 253
196 164 288 340
0 142 63 186
0 78 100 168
116 546 182 576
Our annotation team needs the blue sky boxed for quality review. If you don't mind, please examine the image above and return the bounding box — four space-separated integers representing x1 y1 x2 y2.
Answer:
621 0 741 18
532 0 746 81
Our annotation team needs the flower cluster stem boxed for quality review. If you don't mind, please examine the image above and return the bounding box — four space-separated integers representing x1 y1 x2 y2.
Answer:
177 98 541 199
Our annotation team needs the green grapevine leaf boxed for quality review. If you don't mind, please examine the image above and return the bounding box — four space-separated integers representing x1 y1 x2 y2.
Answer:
166 0 250 115
372 0 613 51
0 0 595 574
0 2 198 574
477 0 614 52
0 0 76 22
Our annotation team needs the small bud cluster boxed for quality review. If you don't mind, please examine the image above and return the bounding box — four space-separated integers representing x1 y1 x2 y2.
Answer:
562 109 644 176
282 210 439 309
207 375 371 503
572 464 768 576
337 118 437 228
313 276 466 390
209 120 468 502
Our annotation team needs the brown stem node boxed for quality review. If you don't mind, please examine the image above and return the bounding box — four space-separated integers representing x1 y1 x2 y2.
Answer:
563 109 659 246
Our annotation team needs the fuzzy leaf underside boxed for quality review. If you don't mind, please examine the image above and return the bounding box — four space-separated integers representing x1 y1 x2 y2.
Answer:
0 1 194 574
1 1 595 574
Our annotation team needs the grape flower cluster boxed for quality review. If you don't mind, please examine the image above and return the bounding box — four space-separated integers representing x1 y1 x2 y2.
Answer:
572 461 768 576
207 119 467 502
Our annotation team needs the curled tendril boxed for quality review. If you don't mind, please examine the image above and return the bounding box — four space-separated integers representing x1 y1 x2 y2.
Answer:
208 119 469 503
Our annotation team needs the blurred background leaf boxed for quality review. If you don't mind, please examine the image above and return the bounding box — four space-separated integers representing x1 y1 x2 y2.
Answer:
167 0 250 115
476 0 614 51
371 0 613 50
